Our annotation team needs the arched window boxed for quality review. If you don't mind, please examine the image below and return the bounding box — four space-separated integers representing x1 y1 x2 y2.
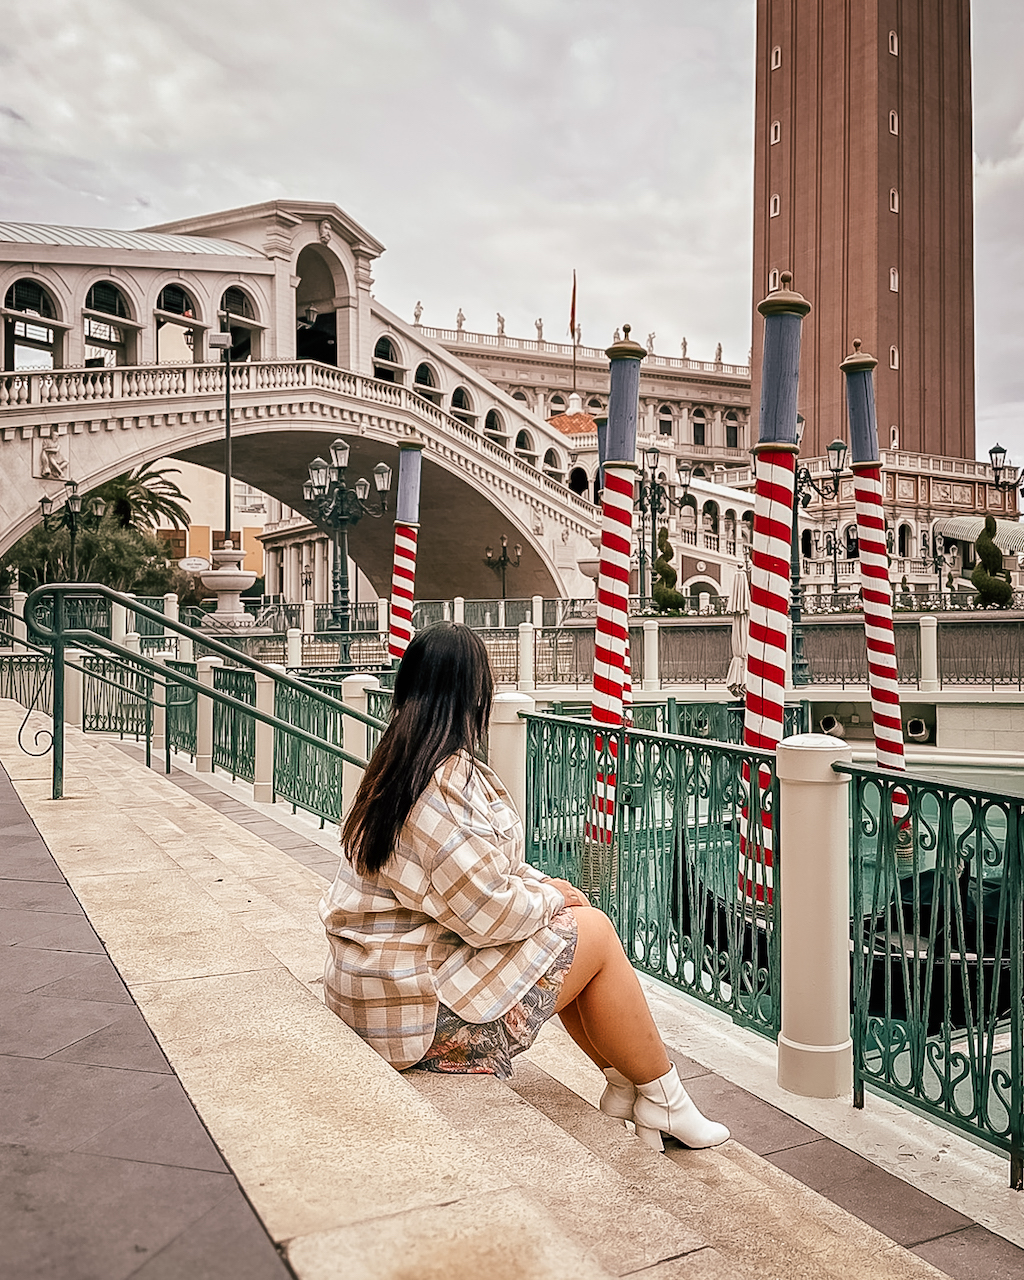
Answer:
702 501 720 534
888 30 899 55
413 362 441 406
567 466 589 497
898 523 911 557
681 495 698 529
372 334 404 384
84 281 134 367
512 389 529 403
514 429 537 466
771 45 781 70
769 194 781 217
770 120 781 145
542 448 562 481
484 408 508 446
691 408 707 447
4 278 61 370
155 283 200 364
889 267 899 292
725 411 739 450
889 345 900 370
219 286 259 361
658 404 673 436
587 397 603 412
889 188 900 213
450 385 476 427
548 394 566 415
889 110 899 135
801 528 813 558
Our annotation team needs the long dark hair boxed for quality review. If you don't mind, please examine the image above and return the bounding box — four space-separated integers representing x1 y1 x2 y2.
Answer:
342 623 493 876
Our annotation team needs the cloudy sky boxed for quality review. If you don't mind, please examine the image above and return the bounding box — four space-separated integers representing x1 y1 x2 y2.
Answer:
2 0 1021 461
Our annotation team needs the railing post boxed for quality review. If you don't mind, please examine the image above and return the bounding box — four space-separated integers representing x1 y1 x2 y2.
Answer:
11 591 27 651
919 614 938 692
111 597 128 648
488 692 535 821
376 597 389 635
517 621 535 692
286 627 302 668
497 599 506 629
162 592 179 646
151 655 167 769
777 732 854 1098
341 674 380 820
253 668 277 803
453 596 465 624
642 619 659 691
64 648 88 730
196 656 223 773
302 599 315 635
179 636 195 662
125 632 141 655
532 594 544 628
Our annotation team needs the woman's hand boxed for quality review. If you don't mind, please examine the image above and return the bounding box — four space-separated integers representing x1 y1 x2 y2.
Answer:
546 877 589 908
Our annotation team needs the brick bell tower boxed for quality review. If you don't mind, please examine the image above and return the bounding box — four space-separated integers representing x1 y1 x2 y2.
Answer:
751 0 975 462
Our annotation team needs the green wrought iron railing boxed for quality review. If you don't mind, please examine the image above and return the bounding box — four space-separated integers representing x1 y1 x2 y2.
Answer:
166 660 198 757
842 761 1024 1188
0 653 54 716
212 667 256 782
546 699 809 743
524 712 781 1038
83 655 152 738
273 680 346 824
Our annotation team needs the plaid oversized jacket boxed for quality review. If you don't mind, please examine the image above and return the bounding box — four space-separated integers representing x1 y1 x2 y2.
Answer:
319 750 568 1070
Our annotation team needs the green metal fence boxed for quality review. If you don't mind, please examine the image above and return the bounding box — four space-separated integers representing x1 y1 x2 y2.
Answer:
0 653 53 715
82 655 151 737
166 660 198 757
524 713 781 1038
212 667 256 782
843 762 1023 1187
273 680 344 824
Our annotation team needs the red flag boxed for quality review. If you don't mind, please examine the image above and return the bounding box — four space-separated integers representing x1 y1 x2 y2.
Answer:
569 270 576 340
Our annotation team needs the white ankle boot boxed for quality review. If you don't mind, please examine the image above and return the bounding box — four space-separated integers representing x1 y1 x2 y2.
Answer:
598 1067 637 1121
632 1066 730 1152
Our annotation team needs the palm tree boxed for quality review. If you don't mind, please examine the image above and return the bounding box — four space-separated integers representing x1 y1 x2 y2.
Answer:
89 462 191 531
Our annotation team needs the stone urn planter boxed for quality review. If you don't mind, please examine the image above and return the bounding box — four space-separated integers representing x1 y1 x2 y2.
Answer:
200 542 258 629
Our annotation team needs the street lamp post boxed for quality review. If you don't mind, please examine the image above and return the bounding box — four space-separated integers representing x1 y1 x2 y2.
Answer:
39 480 106 581
635 447 692 599
484 533 521 599
790 436 848 684
209 329 233 548
302 438 392 637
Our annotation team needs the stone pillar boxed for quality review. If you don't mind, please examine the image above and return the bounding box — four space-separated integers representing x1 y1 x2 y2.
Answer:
111 598 128 649
64 648 89 730
124 632 141 655
11 591 27 651
453 596 465 624
488 692 535 821
341 675 380 820
179 636 195 663
151 655 166 765
163 592 179 648
253 667 279 804
377 598 389 635
532 594 544 628
195 657 223 773
777 733 854 1098
517 622 535 692
919 614 939 693
642 619 659 691
302 600 315 636
286 628 302 668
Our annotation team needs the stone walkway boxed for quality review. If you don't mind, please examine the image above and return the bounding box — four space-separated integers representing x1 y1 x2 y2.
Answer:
3 716 1024 1278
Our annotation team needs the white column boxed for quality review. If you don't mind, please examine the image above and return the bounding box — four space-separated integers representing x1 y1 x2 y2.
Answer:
919 615 938 693
532 594 544 628
777 733 854 1098
111 598 128 648
163 592 178 650
195 656 223 773
302 599 315 635
517 621 535 692
286 627 302 668
11 591 27 651
641 619 659 691
253 667 278 804
64 648 88 730
488 692 535 821
341 675 380 820
377 597 389 635
453 596 465 624
497 599 506 629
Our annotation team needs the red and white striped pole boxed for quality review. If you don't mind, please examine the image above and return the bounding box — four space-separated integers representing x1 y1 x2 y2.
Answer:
388 438 426 661
841 341 910 855
586 325 646 851
741 273 811 905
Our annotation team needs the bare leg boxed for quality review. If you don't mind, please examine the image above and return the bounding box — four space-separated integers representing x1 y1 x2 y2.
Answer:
557 998 609 1070
554 905 671 1085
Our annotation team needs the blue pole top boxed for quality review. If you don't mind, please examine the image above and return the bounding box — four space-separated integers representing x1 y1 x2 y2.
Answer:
395 438 425 525
603 324 646 464
755 272 811 448
839 340 880 465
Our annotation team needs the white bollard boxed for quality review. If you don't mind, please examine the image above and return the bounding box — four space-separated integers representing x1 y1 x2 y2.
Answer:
776 732 854 1098
377 597 389 635
124 632 141 655
532 594 544 628
11 591 27 651
453 596 465 624
64 648 89 731
488 691 535 821
178 636 195 663
340 675 380 821
517 621 535 692
163 591 179 629
302 599 315 636
698 590 711 615
253 668 277 803
195 657 223 773
642 619 659 692
111 599 128 648
919 614 938 693
286 627 302 669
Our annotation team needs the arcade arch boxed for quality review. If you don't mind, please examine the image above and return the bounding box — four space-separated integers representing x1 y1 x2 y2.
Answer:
372 334 406 384
484 408 509 447
413 362 442 406
155 282 202 364
295 244 351 367
220 285 262 361
84 281 137 367
4 278 64 370
451 386 476 427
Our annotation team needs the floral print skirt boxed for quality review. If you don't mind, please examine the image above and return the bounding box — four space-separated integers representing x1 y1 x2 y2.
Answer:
412 907 578 1080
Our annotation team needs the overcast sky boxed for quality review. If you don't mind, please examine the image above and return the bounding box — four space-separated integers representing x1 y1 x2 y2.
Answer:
1 0 1021 461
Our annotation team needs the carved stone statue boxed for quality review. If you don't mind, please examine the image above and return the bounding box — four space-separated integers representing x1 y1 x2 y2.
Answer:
39 439 69 479
575 323 581 345
535 317 543 340
715 342 723 363
456 308 465 332
646 332 656 354
497 313 505 336
413 300 422 324
613 328 621 342
680 337 687 358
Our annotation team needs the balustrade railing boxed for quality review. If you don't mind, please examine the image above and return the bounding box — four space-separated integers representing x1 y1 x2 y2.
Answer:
937 621 1024 689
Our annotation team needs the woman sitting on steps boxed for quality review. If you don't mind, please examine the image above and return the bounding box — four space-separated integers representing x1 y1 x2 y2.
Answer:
319 622 730 1152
